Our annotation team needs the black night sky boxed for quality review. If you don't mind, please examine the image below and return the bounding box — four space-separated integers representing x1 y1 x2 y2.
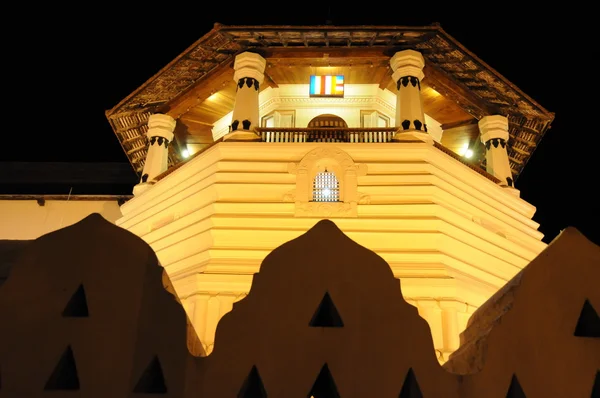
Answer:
3 5 598 245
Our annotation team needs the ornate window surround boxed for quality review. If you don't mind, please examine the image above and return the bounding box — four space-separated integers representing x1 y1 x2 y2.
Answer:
287 147 367 217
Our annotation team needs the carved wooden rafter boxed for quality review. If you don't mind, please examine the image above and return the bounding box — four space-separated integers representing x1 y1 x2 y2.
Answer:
508 155 524 165
277 32 288 47
511 135 537 148
252 32 270 47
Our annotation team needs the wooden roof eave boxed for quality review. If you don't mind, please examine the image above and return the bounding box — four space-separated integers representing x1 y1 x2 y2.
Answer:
106 23 554 124
432 25 554 122
164 57 236 120
105 23 226 119
422 63 497 120
105 23 555 178
217 24 440 32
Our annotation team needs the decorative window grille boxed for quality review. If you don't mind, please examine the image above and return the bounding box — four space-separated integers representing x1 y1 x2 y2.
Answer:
312 170 340 202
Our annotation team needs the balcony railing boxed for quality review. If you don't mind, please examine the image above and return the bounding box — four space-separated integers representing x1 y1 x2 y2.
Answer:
155 128 500 184
256 127 397 143
255 127 500 183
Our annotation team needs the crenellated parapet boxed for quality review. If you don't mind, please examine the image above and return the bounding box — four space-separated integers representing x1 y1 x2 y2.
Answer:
444 227 600 397
0 214 195 396
0 216 597 396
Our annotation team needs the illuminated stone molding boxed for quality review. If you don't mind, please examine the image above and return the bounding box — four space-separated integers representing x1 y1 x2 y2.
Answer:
224 52 266 142
287 146 367 217
133 113 176 196
117 141 547 360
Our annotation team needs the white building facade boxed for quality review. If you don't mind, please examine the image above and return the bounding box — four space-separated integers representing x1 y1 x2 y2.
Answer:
116 47 548 362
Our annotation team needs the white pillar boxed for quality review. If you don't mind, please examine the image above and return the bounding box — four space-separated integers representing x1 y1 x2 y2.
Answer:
223 51 266 142
415 300 444 357
133 114 176 196
390 50 430 143
479 115 515 188
440 302 461 353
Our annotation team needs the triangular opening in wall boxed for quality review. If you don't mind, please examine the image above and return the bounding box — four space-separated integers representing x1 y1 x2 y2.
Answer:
309 292 344 327
592 371 600 398
505 374 526 398
574 299 600 337
237 365 267 398
398 368 423 398
308 364 340 398
62 284 89 317
133 356 167 394
44 346 80 390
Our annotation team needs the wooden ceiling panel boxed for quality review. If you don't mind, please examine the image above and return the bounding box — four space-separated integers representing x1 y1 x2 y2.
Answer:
265 63 391 86
421 85 474 125
265 64 308 85
440 122 481 155
177 118 214 142
186 88 237 122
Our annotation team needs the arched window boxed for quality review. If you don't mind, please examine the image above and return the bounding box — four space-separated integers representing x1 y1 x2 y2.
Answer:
307 114 348 143
312 169 340 202
307 114 348 128
288 147 366 217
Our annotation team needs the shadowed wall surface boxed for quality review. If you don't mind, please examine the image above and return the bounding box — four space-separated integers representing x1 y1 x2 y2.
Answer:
0 214 598 397
0 214 196 398
444 227 600 397
0 240 30 287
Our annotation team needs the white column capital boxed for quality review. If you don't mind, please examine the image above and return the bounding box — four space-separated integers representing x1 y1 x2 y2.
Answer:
478 115 509 143
147 114 176 141
233 51 266 84
390 49 425 81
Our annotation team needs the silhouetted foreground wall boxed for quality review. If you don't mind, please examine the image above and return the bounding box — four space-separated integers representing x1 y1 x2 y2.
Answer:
0 214 598 397
0 214 195 398
444 227 600 397
0 240 30 287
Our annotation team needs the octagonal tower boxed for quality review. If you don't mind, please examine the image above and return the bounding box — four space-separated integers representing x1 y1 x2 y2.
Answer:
109 24 554 362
